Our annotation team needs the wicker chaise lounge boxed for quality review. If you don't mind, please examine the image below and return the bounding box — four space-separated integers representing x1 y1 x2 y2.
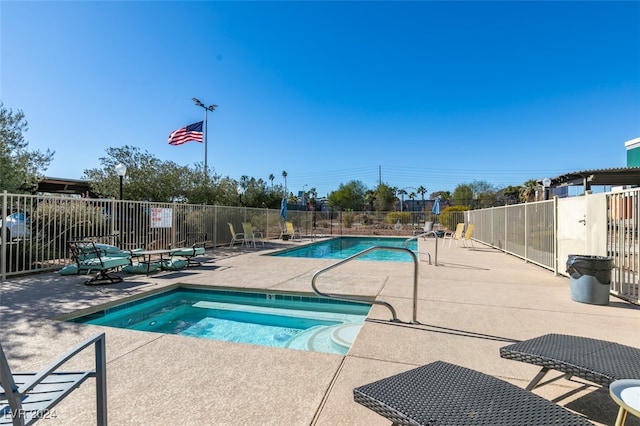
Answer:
500 333 640 390
354 361 593 425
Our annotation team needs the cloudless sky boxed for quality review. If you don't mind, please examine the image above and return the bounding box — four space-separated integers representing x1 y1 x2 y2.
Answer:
2 1 639 198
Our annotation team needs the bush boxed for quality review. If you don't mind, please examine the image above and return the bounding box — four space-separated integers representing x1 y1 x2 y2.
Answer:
439 205 469 230
342 212 354 228
385 212 411 225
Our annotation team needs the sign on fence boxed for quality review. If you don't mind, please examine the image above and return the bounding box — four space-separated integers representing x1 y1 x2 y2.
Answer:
150 208 172 228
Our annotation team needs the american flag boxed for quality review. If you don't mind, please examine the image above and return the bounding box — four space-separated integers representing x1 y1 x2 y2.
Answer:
167 121 203 146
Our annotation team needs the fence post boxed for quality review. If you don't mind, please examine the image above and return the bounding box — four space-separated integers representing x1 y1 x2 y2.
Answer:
1 190 6 280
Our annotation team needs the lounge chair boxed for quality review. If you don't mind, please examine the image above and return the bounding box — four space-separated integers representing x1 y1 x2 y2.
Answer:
227 223 247 248
66 239 132 285
353 360 593 425
242 223 264 248
169 233 207 267
0 332 107 426
500 333 640 390
442 222 465 247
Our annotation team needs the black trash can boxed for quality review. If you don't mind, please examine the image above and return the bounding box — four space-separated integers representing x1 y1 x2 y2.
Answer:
566 255 614 305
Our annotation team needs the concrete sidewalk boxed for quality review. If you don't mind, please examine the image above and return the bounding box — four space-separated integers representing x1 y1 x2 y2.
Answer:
1 238 639 425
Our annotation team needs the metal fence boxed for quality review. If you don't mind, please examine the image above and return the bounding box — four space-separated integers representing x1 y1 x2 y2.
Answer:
0 191 456 279
607 190 640 303
2 189 638 304
467 200 556 271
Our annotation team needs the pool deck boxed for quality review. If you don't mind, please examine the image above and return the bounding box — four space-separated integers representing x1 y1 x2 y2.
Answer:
1 236 640 425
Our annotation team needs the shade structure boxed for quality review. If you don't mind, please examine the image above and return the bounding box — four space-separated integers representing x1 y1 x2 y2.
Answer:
432 197 441 215
280 197 288 219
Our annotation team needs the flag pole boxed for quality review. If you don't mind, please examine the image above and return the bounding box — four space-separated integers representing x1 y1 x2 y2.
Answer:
192 98 217 181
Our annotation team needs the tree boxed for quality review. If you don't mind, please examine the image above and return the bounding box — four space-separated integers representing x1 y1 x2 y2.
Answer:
268 173 275 188
327 180 367 211
83 145 191 202
501 185 522 205
0 103 54 193
452 184 473 207
469 180 498 209
417 185 427 211
520 179 538 203
281 170 288 196
372 183 396 211
397 188 408 211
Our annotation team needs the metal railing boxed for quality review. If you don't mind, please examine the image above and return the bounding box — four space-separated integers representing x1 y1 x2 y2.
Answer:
404 231 439 266
311 246 420 323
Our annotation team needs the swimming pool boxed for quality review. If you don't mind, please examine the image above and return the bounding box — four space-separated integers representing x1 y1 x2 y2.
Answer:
272 236 417 262
67 287 371 355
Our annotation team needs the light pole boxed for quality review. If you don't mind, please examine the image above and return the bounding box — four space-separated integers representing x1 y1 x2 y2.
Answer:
237 185 244 207
302 184 307 206
192 98 217 180
115 163 127 200
542 177 551 201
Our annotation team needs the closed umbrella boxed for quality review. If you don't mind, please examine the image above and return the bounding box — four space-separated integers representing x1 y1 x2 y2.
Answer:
432 197 441 216
280 197 288 220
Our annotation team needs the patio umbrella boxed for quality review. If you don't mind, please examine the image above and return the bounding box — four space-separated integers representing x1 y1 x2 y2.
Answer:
432 197 441 216
280 197 288 220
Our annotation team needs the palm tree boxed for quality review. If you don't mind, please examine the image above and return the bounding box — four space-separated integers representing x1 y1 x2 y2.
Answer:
397 189 408 211
520 179 538 203
282 170 288 197
417 185 427 212
268 173 275 188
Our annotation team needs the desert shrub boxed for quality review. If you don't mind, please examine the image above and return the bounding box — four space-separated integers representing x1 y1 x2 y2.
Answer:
342 212 354 228
385 212 411 225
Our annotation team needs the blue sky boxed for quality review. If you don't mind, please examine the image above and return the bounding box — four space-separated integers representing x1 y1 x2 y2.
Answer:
2 1 639 198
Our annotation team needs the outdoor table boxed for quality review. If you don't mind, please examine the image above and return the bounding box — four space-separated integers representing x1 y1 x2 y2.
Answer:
133 249 173 275
610 379 640 426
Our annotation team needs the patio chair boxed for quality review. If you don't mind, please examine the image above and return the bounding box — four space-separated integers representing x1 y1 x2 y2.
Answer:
227 223 247 248
462 223 475 248
353 360 593 425
442 222 465 248
285 221 302 241
412 221 434 239
0 332 107 426
66 239 132 285
500 333 640 390
169 233 207 267
242 223 264 248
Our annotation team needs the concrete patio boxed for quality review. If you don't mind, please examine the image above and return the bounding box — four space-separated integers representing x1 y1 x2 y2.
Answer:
1 237 639 425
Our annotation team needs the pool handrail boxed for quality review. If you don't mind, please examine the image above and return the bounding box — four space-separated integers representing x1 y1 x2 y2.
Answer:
311 245 420 324
404 231 439 266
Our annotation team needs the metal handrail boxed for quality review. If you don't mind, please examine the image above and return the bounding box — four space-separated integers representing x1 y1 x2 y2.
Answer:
404 231 439 266
311 245 420 324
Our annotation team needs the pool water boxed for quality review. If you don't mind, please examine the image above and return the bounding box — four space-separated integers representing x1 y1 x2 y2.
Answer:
68 288 371 355
272 236 417 262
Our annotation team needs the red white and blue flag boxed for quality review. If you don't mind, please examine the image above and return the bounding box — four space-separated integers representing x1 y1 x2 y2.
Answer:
168 121 203 146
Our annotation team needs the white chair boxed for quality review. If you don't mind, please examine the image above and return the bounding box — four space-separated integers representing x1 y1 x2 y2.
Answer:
412 221 434 239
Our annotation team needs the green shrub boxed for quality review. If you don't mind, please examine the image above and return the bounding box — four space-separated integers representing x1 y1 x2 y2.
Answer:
385 212 411 225
439 205 469 229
